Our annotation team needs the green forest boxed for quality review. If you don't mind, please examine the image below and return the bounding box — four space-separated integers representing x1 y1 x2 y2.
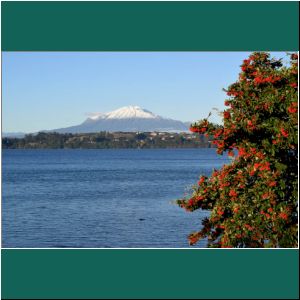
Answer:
2 131 213 149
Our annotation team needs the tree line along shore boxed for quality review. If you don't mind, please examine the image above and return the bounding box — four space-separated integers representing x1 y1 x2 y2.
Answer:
2 131 215 149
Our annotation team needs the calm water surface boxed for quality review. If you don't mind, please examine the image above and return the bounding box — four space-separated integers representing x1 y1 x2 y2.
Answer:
2 149 229 248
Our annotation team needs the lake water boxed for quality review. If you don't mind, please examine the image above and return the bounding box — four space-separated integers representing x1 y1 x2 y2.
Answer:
2 149 229 248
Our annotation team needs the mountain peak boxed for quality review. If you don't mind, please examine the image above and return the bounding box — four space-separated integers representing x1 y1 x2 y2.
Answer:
90 105 158 120
53 105 189 133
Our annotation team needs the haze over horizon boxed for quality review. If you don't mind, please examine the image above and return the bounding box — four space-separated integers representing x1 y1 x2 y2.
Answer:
2 51 288 133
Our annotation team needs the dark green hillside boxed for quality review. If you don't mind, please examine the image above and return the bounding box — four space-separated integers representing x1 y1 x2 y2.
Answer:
2 131 214 149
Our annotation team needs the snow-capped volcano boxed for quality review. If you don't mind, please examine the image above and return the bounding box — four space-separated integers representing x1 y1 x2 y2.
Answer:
89 106 158 120
52 106 189 133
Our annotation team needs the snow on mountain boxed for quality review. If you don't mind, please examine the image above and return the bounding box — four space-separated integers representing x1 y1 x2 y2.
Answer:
51 106 190 133
96 105 158 120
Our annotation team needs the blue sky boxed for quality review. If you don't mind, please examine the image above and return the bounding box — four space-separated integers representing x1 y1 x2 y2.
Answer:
2 51 288 133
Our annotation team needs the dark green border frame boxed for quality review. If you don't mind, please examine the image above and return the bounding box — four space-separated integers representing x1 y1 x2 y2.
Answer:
2 249 299 299
1 1 299 51
1 1 299 299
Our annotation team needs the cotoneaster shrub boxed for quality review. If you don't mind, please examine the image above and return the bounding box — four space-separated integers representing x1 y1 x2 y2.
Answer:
177 52 298 248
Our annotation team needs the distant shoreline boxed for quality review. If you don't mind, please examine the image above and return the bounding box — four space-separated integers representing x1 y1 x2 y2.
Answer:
2 131 215 150
2 146 214 150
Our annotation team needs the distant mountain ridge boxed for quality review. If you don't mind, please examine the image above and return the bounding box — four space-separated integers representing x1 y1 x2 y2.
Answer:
2 132 26 138
51 106 190 133
3 106 192 137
